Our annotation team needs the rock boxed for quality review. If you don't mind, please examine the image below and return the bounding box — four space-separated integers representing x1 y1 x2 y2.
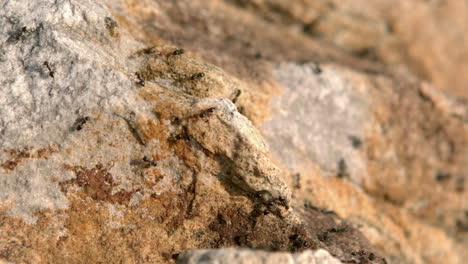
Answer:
228 0 468 99
177 248 343 264
1 0 467 264
263 62 467 264
262 63 368 183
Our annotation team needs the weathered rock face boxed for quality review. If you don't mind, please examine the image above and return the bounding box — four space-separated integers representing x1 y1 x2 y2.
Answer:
230 0 468 99
0 0 467 264
177 248 343 264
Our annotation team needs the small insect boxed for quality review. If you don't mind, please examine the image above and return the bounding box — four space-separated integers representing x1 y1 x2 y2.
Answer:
348 135 362 149
191 72 205 80
277 196 288 207
351 250 366 256
233 236 242 245
134 46 160 58
358 257 367 264
456 177 465 193
172 49 185 56
170 116 181 125
327 226 347 233
293 172 301 189
304 200 315 209
232 89 242 104
174 133 188 141
289 234 299 240
71 116 90 131
142 156 157 167
199 107 216 118
313 63 322 74
435 171 451 181
337 158 349 178
317 231 329 242
263 209 270 215
7 26 27 43
43 61 55 78
140 46 158 55
135 72 145 86
104 17 119 38
321 209 336 215
456 219 468 232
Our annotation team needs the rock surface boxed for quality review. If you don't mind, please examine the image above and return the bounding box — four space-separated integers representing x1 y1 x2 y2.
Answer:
177 248 343 264
1 0 467 264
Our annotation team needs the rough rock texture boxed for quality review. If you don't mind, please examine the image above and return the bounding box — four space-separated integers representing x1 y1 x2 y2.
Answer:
230 0 468 99
177 248 343 264
1 0 467 264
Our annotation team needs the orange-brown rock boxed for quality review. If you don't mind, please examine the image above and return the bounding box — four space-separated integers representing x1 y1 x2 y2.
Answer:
1 0 466 264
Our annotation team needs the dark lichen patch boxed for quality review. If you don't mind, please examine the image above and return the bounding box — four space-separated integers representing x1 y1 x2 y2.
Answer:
208 207 253 247
149 185 197 231
206 204 316 252
61 163 133 205
297 202 384 263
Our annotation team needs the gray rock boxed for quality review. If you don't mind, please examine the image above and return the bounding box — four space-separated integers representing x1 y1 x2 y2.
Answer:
262 63 369 183
0 0 144 149
0 0 291 224
0 0 146 224
177 248 343 264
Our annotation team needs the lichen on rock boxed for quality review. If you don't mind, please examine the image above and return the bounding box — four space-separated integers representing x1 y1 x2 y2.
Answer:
1 0 467 263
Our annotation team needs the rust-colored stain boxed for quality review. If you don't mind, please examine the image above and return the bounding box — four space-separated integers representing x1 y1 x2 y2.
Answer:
1 145 58 171
61 163 134 205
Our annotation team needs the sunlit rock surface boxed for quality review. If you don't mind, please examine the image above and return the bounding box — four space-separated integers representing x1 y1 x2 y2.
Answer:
1 0 467 263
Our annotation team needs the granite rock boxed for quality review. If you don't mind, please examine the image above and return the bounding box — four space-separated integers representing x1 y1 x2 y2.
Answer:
1 0 467 264
177 248 343 264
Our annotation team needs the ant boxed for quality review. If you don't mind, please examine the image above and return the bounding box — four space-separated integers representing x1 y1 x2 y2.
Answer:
172 49 185 56
199 107 216 118
232 89 242 104
337 158 349 178
71 116 90 131
43 61 55 78
191 72 205 80
135 72 145 86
